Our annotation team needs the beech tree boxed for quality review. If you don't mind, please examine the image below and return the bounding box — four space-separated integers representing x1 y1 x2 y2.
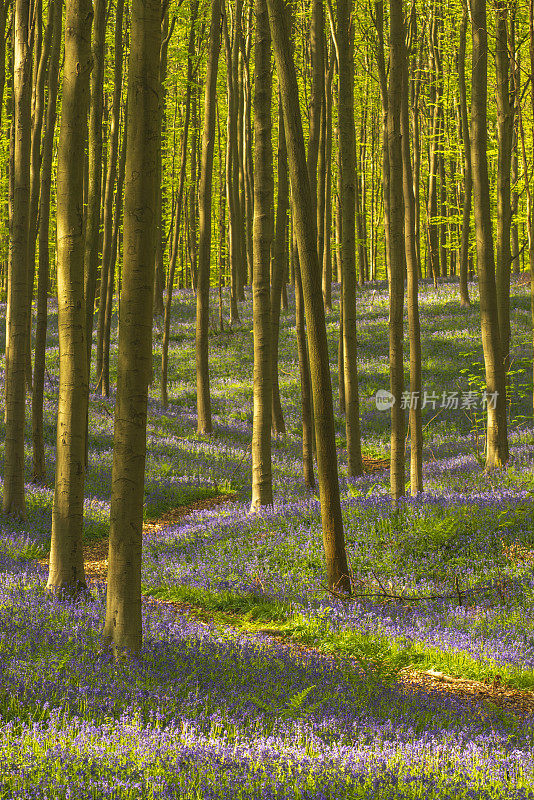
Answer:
250 0 273 510
47 0 93 593
267 0 351 593
3 0 32 518
103 0 160 653
196 0 222 435
470 0 508 469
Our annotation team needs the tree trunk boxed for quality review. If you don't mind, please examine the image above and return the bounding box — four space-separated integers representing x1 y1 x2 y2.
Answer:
47 0 92 592
338 0 363 477
153 5 171 318
401 14 422 495
427 3 441 285
84 0 106 388
388 0 405 505
495 0 514 375
293 228 315 489
250 0 273 510
307 0 323 220
103 0 160 654
224 0 245 316
32 0 63 483
196 0 222 435
161 0 197 407
270 94 288 435
322 53 333 310
27 0 52 394
457 0 471 307
267 0 351 594
189 78 199 291
100 0 125 398
3 0 32 517
470 0 508 469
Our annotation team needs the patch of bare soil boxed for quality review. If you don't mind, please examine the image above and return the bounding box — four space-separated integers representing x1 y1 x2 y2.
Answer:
39 494 236 582
362 456 389 472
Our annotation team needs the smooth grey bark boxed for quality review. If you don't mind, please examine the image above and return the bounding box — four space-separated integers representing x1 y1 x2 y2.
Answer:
267 0 351 593
470 0 508 469
3 0 32 517
495 1 514 375
27 0 52 394
401 17 422 495
293 228 315 489
250 0 273 510
47 0 92 592
32 0 62 483
196 0 222 435
103 0 160 654
387 0 405 504
338 0 363 477
270 94 288 435
161 0 197 407
85 0 106 389
100 0 125 397
457 0 471 307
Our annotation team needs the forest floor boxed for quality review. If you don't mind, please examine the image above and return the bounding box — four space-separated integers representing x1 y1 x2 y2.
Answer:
1 278 534 797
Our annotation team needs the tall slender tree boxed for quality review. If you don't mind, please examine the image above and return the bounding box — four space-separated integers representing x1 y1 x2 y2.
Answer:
32 0 63 482
196 0 222 435
161 0 198 408
388 0 405 504
84 0 106 386
250 0 273 510
47 0 93 593
401 10 422 495
495 0 514 375
267 0 351 593
470 0 508 469
457 0 471 308
103 0 160 653
3 0 32 517
337 0 363 477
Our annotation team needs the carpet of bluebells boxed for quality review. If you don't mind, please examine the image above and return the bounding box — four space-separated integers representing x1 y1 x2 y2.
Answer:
1 278 534 798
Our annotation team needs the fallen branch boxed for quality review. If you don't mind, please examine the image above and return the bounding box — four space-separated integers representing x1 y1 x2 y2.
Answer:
321 574 522 606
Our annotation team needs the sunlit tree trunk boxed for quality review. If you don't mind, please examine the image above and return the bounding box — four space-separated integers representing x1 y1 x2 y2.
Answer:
271 94 288 435
3 0 32 517
322 54 333 310
427 2 441 284
47 0 92 592
293 228 315 489
224 0 245 318
401 14 422 495
471 0 508 469
100 0 125 397
85 0 106 390
161 0 197 408
338 0 363 477
250 0 273 510
457 0 471 307
153 4 172 318
103 0 160 654
387 0 405 504
267 0 351 593
495 0 514 375
196 0 222 435
32 0 62 483
27 0 51 394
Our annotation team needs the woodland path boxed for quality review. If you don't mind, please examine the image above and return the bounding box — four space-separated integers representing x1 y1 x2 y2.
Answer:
72 495 534 726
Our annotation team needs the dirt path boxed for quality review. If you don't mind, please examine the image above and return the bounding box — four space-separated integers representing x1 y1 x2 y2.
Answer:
39 484 534 723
